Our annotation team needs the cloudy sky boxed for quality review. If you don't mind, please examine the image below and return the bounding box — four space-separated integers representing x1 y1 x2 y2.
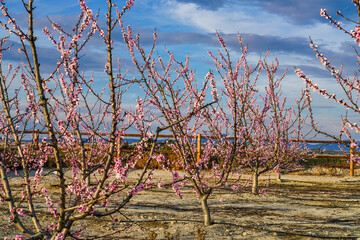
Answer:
1 0 359 137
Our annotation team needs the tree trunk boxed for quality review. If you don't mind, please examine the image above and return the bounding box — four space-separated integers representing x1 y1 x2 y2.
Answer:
201 194 211 226
252 171 259 195
276 172 283 182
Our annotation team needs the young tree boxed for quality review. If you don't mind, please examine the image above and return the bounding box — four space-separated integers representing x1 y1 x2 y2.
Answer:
0 0 156 239
121 24 216 225
206 35 308 195
295 0 360 163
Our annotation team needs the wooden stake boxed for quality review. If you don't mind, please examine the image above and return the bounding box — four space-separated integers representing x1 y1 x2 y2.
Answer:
117 138 122 159
34 129 39 150
197 134 201 163
350 147 355 177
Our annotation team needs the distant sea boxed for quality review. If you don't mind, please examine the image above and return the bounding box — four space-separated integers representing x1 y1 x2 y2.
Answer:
21 137 352 152
304 143 350 152
122 138 351 152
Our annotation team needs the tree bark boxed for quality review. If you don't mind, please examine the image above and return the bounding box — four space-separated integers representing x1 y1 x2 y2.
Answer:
201 193 211 226
251 171 259 195
276 171 283 182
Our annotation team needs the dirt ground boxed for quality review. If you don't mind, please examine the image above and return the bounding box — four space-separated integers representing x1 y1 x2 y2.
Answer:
1 167 360 239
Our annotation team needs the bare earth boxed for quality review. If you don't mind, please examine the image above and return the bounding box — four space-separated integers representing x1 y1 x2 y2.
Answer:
1 167 360 239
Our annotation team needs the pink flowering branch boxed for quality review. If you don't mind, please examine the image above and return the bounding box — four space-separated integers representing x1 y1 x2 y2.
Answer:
0 37 48 237
296 1 360 160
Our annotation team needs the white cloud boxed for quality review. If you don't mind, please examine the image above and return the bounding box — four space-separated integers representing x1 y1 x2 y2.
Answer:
160 0 350 52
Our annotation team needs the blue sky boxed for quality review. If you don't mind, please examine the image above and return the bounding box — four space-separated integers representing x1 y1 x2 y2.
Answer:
1 0 359 137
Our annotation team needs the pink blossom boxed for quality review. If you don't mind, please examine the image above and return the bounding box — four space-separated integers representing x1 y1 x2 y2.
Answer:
55 233 64 240
78 205 86 213
218 36 226 48
320 8 326 16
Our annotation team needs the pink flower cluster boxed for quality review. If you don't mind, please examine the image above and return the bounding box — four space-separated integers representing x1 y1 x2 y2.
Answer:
42 188 57 217
351 26 360 46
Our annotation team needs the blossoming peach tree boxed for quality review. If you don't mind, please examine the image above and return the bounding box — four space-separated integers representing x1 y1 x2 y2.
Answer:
121 22 218 226
295 0 360 161
206 35 309 195
0 0 157 239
